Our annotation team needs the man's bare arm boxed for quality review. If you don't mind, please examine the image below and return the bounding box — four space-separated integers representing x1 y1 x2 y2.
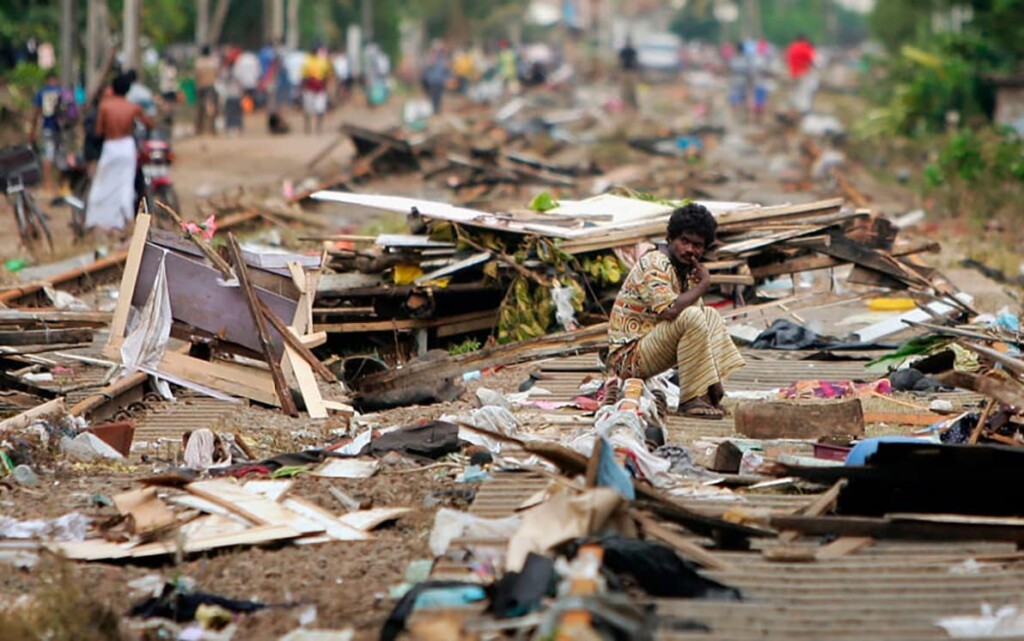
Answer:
657 263 710 321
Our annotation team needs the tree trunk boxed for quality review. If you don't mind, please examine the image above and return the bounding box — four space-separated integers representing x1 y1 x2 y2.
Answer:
122 0 140 72
196 0 210 45
286 0 300 49
209 0 233 46
59 0 75 86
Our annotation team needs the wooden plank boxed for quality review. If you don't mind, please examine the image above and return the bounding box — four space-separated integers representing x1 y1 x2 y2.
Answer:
185 479 323 534
771 514 1024 544
322 399 355 417
780 480 846 544
286 261 307 293
815 536 874 560
315 309 496 334
158 351 278 406
940 371 1024 409
359 323 608 393
0 328 94 345
734 399 864 439
634 512 738 572
0 397 65 431
283 325 327 418
281 497 372 541
107 212 152 352
52 524 300 561
258 298 335 382
337 507 413 531
299 331 327 348
864 411 947 426
228 233 298 416
709 274 756 285
716 198 844 227
0 310 112 325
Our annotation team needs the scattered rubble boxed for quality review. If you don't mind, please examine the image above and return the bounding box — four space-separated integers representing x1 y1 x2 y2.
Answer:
1 79 1022 641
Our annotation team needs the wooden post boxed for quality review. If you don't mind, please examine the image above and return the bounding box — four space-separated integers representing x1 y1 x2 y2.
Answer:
227 233 298 416
104 212 152 358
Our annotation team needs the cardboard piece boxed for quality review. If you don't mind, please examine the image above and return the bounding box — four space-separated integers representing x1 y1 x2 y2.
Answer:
505 486 626 572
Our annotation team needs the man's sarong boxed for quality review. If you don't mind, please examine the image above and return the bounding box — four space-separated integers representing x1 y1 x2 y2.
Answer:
85 136 136 230
608 305 745 403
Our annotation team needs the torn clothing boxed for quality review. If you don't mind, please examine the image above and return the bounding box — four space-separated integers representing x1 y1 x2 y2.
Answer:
608 305 744 402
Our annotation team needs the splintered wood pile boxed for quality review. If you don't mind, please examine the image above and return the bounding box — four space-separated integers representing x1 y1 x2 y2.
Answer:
307 191 948 354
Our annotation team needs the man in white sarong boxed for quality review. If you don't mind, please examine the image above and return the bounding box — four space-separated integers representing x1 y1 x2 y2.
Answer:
86 73 154 232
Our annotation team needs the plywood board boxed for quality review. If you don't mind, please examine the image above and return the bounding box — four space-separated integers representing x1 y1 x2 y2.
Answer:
337 508 413 531
52 524 300 561
242 479 295 502
281 498 372 541
134 243 297 356
311 458 379 479
185 479 323 534
158 351 278 406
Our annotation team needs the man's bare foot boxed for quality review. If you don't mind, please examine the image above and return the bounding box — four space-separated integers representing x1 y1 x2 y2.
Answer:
678 395 725 420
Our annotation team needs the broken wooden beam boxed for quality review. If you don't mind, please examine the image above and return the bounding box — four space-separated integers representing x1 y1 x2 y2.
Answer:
734 399 865 439
227 233 299 416
0 397 66 432
0 328 95 345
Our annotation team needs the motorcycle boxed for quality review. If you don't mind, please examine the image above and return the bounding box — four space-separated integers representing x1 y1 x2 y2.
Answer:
137 130 180 223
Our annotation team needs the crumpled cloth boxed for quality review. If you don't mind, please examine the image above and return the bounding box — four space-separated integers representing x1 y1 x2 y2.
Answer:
183 428 219 471
779 378 891 400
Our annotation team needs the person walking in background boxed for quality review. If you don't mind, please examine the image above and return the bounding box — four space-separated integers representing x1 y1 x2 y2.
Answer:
786 34 817 115
363 42 391 107
332 49 353 105
194 45 219 135
498 41 518 95
618 36 639 111
86 73 155 233
157 54 179 132
300 45 331 134
223 56 245 136
421 44 450 116
29 71 63 194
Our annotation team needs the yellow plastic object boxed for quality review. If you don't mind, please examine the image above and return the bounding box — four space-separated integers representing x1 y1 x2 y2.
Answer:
867 297 916 312
392 264 424 285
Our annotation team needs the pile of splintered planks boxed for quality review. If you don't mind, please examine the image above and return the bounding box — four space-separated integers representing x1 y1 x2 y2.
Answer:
54 477 411 561
305 191 947 354
99 212 349 419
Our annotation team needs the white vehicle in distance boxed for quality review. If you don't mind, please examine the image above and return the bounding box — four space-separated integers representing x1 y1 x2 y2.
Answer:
636 32 684 80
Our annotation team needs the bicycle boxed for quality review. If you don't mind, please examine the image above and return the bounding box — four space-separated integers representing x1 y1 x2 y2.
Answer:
1 144 53 253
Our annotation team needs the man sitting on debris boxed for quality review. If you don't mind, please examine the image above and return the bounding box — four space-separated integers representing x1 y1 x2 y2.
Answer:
606 203 745 419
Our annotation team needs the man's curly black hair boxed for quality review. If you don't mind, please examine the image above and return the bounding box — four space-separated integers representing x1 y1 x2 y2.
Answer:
666 202 717 247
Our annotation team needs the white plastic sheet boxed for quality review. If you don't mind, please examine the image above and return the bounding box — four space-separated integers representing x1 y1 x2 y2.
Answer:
121 251 172 374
